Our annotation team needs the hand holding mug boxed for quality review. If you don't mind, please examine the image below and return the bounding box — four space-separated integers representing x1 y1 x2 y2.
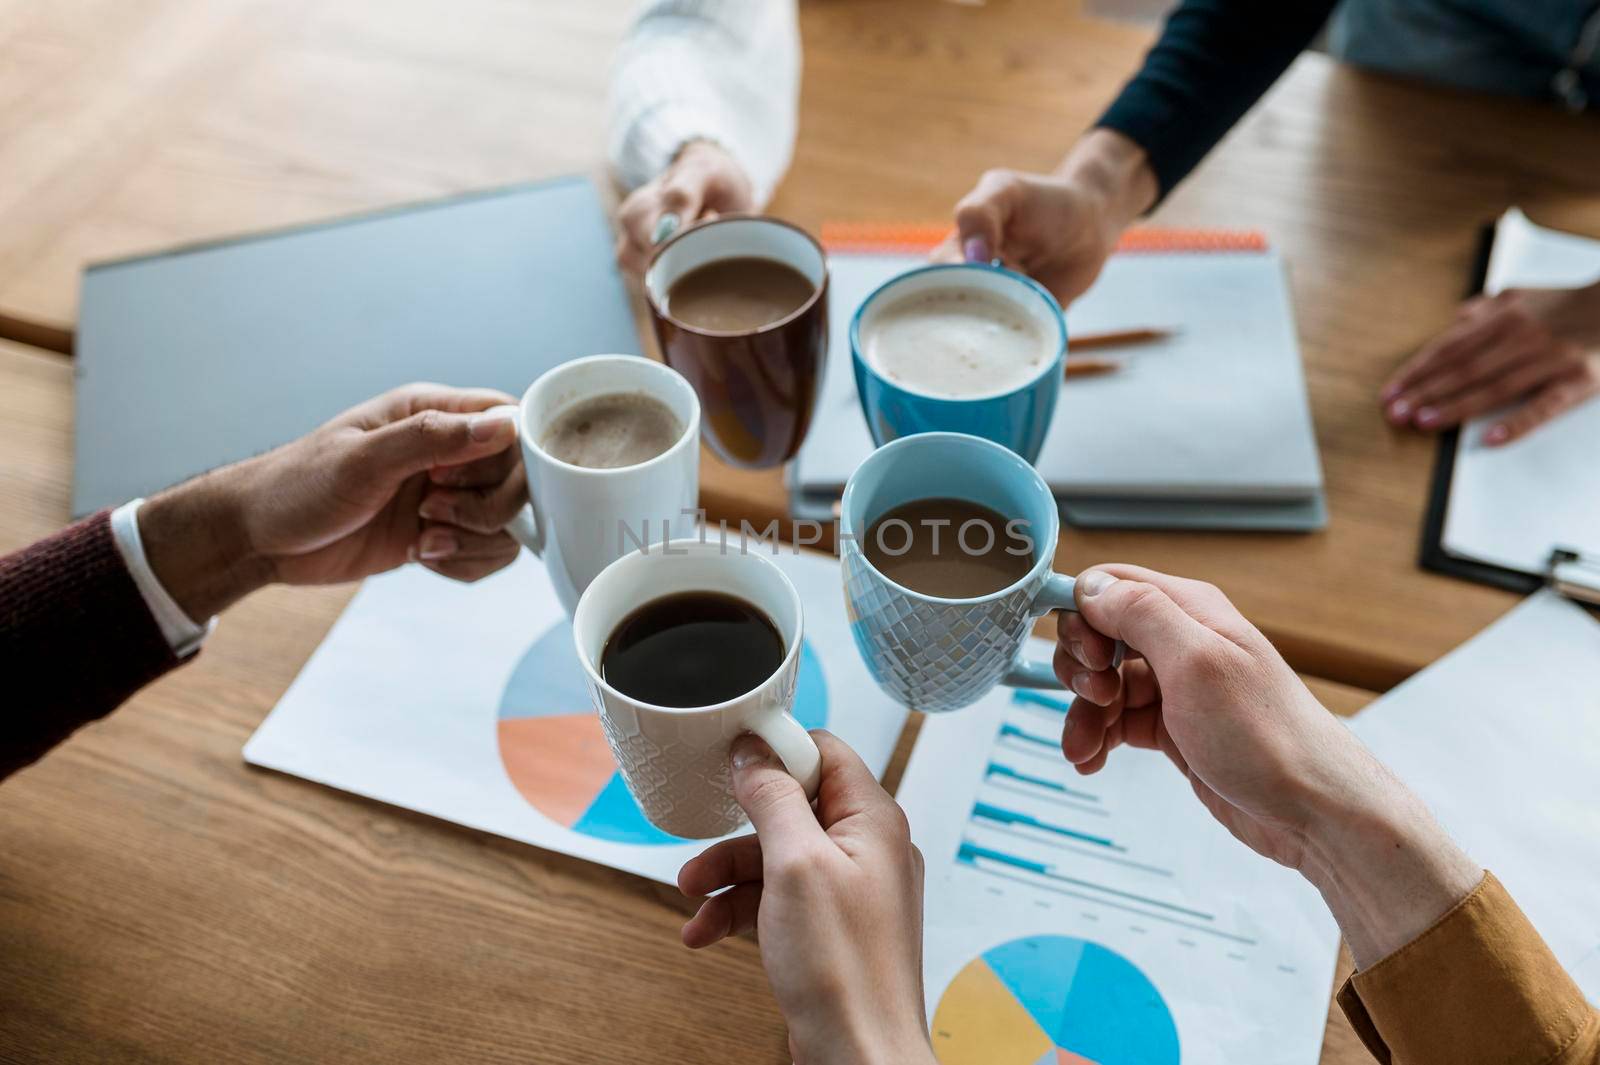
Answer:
930 129 1160 306
680 731 936 1065
615 140 756 279
1055 564 1481 968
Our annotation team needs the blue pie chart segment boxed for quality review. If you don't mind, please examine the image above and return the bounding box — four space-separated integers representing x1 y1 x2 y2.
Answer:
496 620 828 846
932 935 1179 1064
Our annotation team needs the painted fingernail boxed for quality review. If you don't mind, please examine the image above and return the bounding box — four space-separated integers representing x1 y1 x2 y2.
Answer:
963 237 990 263
469 409 516 442
1483 423 1510 445
1078 570 1116 598
1069 641 1087 665
418 529 458 560
418 496 455 523
1414 406 1441 428
729 734 776 772
1386 398 1412 422
1070 672 1097 700
1063 716 1076 737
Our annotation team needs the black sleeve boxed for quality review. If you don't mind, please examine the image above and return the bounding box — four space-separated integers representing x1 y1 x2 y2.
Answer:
1096 0 1341 199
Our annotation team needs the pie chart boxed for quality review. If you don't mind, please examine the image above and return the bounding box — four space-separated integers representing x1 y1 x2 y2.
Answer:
931 935 1179 1065
496 620 828 845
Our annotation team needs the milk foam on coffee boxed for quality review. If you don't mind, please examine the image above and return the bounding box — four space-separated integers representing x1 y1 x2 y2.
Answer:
864 287 1051 398
540 391 684 470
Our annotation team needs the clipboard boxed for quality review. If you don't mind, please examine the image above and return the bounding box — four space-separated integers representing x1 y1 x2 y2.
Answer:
1417 222 1600 604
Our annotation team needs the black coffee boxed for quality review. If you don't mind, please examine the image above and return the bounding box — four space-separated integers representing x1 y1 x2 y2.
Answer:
600 591 785 708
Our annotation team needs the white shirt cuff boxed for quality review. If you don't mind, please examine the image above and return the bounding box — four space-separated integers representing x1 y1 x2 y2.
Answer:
110 499 216 658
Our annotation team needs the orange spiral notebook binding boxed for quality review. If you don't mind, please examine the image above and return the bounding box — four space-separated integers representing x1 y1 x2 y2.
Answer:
819 222 1268 256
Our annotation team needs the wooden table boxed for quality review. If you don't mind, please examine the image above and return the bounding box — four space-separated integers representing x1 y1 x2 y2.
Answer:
0 1 1586 1061
0 329 1377 1063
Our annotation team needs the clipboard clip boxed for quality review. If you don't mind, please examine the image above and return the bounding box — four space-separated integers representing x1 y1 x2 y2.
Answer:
1547 546 1600 606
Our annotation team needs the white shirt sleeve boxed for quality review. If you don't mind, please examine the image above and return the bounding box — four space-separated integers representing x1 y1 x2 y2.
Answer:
110 499 215 659
607 0 801 208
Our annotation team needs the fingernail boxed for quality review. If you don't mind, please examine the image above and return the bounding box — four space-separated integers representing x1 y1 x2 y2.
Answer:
963 236 990 263
418 529 457 560
418 496 455 523
469 409 516 442
1483 423 1510 445
1379 382 1401 402
1078 570 1116 598
729 734 776 772
1069 641 1086 664
1386 398 1412 422
1414 406 1441 429
1070 672 1097 700
1063 716 1076 737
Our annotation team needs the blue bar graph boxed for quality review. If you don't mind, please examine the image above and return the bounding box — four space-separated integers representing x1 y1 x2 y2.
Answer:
1013 690 1074 713
972 802 1120 849
958 842 1219 924
986 762 1098 802
1000 723 1060 749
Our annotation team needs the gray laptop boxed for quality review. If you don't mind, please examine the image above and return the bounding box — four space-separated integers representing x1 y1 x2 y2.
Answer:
74 176 640 516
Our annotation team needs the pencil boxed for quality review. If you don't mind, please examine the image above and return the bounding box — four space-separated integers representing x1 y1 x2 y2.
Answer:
1064 358 1122 379
1070 327 1174 352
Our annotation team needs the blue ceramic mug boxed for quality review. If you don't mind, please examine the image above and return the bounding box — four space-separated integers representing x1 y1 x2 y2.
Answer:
850 263 1066 463
840 432 1122 713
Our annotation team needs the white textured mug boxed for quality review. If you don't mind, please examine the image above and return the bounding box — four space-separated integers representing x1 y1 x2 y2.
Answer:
572 539 822 839
500 355 701 616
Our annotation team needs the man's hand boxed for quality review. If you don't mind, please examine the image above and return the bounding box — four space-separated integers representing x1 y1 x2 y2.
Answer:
1381 283 1600 445
678 731 935 1065
1055 565 1482 968
615 140 755 279
932 129 1158 305
140 384 529 621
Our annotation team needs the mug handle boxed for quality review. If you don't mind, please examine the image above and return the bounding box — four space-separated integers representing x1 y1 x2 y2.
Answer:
1001 573 1126 690
745 711 822 800
483 403 542 558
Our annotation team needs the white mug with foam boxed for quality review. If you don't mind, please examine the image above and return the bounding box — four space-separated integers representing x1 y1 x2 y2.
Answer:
498 354 701 617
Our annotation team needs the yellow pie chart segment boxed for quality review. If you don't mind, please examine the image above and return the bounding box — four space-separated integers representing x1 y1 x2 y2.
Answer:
931 956 1055 1065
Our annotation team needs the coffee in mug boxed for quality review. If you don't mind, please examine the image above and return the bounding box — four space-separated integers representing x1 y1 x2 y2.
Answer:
600 590 785 707
645 216 829 469
665 257 815 333
539 391 684 470
863 497 1034 599
573 540 822 838
849 263 1066 463
863 287 1052 398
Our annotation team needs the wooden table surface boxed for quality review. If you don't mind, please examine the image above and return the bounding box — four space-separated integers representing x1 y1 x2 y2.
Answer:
0 0 1587 1061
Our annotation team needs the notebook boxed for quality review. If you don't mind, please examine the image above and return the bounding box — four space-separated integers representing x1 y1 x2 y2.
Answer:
1420 209 1600 599
73 176 640 516
790 226 1327 530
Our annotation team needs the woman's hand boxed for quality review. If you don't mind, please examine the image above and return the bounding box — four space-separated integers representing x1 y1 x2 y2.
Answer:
932 129 1158 305
1054 565 1482 968
678 731 935 1065
615 139 755 279
1381 283 1600 445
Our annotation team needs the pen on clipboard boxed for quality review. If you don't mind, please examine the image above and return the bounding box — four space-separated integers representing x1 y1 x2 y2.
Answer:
1064 327 1176 379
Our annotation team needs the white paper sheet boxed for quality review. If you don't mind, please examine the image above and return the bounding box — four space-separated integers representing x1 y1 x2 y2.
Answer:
244 548 908 886
1442 209 1600 575
897 654 1340 1065
1349 590 1600 1005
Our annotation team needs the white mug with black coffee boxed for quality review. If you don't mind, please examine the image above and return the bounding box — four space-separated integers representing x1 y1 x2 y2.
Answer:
572 539 821 839
499 355 701 615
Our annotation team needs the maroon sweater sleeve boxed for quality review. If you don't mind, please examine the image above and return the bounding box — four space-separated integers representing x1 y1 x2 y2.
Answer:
0 510 182 781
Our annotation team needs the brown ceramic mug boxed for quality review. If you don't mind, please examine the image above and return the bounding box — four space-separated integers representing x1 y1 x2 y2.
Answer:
643 216 829 469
